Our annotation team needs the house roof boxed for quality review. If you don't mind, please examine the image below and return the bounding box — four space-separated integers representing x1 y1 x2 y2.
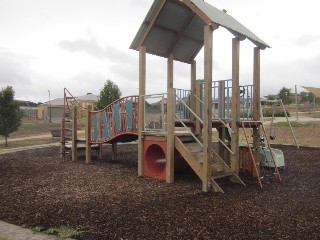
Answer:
43 98 64 106
76 93 98 102
130 0 269 63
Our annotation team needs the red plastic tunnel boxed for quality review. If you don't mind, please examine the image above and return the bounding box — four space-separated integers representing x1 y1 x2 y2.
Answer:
144 140 189 180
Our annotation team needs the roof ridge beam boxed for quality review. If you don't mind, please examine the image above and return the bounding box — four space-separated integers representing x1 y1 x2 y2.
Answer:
181 0 219 29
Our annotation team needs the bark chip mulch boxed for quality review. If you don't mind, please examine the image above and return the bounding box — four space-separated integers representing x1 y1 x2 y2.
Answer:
0 144 319 239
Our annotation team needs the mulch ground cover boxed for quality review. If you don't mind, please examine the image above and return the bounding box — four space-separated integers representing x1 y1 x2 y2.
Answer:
0 144 319 239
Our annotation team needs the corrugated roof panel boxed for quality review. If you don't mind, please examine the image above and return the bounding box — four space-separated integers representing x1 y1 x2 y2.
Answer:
130 22 148 50
130 0 270 63
183 15 205 41
156 1 191 32
144 27 176 56
173 37 202 63
191 0 270 48
130 0 161 50
145 0 163 22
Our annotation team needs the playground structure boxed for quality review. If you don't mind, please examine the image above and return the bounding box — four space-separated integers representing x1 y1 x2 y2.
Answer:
130 0 281 193
66 0 284 192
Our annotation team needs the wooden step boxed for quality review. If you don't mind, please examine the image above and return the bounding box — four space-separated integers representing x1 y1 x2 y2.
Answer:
178 136 195 142
184 143 203 153
211 171 233 180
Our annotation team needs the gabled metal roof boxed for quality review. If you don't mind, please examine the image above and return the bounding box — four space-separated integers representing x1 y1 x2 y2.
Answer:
130 0 269 63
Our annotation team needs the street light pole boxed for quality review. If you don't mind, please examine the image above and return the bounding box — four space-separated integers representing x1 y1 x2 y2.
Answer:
48 90 52 123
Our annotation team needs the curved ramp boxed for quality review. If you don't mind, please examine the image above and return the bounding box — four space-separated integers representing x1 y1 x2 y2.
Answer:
89 96 139 144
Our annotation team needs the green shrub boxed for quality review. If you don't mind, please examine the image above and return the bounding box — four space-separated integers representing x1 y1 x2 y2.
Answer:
262 109 290 117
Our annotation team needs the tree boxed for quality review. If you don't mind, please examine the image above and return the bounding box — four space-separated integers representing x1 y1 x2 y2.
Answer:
278 87 294 105
0 86 23 147
262 94 277 106
300 91 315 104
96 80 121 110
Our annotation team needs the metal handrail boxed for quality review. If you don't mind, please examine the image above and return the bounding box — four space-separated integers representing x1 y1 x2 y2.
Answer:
194 95 234 134
177 94 235 155
176 94 203 124
175 113 203 147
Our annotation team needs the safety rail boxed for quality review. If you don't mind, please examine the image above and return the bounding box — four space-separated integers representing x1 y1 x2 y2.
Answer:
143 93 166 132
199 79 254 120
213 79 232 119
194 94 234 134
240 84 253 120
89 95 138 143
175 88 191 120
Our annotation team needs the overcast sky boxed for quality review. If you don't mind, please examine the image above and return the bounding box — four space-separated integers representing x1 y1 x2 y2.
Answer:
0 0 319 103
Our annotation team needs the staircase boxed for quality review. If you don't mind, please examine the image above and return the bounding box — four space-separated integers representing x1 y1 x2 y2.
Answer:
175 136 245 193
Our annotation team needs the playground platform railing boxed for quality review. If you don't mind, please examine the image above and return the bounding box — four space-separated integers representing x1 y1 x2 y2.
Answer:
89 95 139 143
143 93 167 132
199 79 254 120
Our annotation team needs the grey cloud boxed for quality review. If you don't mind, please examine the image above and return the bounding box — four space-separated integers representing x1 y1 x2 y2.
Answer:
0 48 32 85
58 37 137 64
58 38 106 58
261 54 320 97
0 48 54 102
291 35 320 46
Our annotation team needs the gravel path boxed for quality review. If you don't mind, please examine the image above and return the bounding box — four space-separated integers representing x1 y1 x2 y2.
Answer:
0 220 73 240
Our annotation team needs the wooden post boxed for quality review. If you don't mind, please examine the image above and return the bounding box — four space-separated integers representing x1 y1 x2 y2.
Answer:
230 37 240 175
111 142 117 161
138 46 146 176
71 107 78 161
60 118 65 158
195 80 202 137
98 144 102 159
166 54 175 183
252 47 261 177
190 60 196 122
85 105 92 164
202 25 213 192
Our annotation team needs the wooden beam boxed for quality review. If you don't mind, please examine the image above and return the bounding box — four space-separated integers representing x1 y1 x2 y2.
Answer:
166 54 175 183
136 0 166 49
71 106 78 161
252 47 261 177
138 46 146 176
230 37 240 175
202 25 213 192
228 29 246 41
85 105 92 164
253 47 260 121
